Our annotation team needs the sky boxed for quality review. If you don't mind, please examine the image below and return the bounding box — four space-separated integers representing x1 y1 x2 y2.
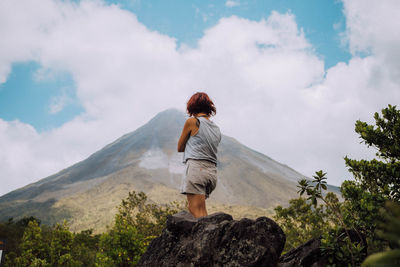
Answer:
0 0 399 196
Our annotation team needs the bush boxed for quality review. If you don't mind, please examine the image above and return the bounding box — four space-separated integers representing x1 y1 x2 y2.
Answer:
275 105 400 266
95 191 183 266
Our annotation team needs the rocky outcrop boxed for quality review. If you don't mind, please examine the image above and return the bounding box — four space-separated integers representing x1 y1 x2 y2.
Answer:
278 229 367 267
138 211 286 267
278 238 326 267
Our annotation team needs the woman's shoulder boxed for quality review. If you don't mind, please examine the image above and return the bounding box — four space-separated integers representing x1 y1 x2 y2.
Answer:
184 117 199 128
186 117 198 123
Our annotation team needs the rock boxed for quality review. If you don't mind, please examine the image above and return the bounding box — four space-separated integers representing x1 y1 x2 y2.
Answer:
278 229 367 267
138 211 286 267
278 238 326 267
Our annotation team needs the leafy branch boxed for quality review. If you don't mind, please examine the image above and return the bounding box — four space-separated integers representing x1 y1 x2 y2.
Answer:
298 171 364 266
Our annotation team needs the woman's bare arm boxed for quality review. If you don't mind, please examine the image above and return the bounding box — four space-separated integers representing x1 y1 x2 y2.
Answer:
177 118 196 152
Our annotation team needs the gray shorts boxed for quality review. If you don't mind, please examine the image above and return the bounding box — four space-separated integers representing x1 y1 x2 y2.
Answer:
180 159 217 199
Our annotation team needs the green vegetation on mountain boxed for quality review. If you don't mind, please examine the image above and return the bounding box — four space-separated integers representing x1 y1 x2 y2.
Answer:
1 192 182 266
274 104 400 266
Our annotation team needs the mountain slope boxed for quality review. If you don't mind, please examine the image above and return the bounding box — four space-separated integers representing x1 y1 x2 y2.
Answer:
0 108 322 232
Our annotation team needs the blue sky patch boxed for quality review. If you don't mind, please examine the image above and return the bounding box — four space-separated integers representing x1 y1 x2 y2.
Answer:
0 62 83 132
0 0 352 131
107 0 351 68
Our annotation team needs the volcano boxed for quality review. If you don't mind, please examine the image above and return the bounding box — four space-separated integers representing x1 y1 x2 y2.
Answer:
0 109 325 232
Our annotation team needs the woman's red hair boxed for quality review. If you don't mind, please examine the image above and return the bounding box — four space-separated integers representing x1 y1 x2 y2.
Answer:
186 92 216 117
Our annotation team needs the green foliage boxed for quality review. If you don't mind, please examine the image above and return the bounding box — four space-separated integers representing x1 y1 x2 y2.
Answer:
274 197 330 252
321 227 366 266
96 217 147 266
2 191 181 267
10 220 48 266
96 191 182 266
275 105 400 266
0 216 41 264
49 221 81 266
377 202 400 249
341 104 400 257
345 104 400 200
71 229 100 266
298 171 367 266
355 104 400 160
362 201 400 267
340 180 388 254
362 250 400 267
298 170 328 207
15 216 42 228
116 191 180 238
5 220 96 267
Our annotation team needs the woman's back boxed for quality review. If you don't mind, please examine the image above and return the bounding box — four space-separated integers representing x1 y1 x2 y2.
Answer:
183 117 221 165
177 91 219 218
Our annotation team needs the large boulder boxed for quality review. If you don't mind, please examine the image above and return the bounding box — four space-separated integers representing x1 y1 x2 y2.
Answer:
278 229 367 266
278 238 326 267
138 211 286 267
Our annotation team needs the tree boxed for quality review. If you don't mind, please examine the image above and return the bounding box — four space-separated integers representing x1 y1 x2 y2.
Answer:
4 219 99 266
8 220 49 266
297 172 367 266
343 104 400 254
48 220 82 266
116 191 182 238
71 229 100 266
96 191 183 266
96 215 148 266
345 104 400 201
1 217 38 265
4 191 181 266
274 196 331 252
276 105 400 265
362 201 400 267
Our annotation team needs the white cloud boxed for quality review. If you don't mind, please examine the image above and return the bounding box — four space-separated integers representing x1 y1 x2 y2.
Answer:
225 1 240 8
0 0 399 196
342 0 400 83
49 89 68 114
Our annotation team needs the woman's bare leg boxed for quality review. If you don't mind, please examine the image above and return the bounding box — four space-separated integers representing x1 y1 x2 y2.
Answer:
187 194 208 218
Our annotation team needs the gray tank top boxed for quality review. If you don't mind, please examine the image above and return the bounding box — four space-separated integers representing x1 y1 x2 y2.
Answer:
183 116 221 165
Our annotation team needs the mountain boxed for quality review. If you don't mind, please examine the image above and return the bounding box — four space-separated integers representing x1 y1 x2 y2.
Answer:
0 109 327 232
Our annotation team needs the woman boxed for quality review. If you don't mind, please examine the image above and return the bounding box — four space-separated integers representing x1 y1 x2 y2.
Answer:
177 92 221 218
